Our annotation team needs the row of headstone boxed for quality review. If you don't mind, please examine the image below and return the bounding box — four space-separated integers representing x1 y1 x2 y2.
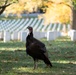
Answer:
10 19 25 33
0 19 70 33
16 19 29 32
2 30 76 42
0 31 61 42
3 31 27 42
21 18 34 31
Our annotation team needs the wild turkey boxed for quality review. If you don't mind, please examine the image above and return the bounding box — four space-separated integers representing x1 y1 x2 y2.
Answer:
26 26 52 69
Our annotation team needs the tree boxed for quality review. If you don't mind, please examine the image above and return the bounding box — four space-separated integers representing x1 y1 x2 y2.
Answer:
0 0 76 31
0 0 18 15
1 0 43 17
41 1 71 24
71 0 76 30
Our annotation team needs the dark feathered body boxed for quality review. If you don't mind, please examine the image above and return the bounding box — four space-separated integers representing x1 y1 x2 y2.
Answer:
26 27 52 69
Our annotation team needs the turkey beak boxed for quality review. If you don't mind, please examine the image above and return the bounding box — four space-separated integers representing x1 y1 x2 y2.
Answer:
27 27 30 31
27 27 29 29
27 27 30 33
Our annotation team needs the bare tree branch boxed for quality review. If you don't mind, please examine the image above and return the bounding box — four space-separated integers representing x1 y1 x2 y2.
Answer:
5 0 8 5
0 2 12 8
0 1 16 15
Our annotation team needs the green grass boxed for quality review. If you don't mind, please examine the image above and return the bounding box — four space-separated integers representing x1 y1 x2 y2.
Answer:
0 36 76 75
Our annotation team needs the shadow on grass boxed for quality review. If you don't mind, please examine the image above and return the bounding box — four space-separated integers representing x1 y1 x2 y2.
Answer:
0 50 76 75
0 41 25 48
0 36 76 75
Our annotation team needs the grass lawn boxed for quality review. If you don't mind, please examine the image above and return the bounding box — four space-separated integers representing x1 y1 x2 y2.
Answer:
0 36 76 75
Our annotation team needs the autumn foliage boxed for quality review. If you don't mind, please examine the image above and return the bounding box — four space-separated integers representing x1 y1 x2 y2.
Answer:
4 0 71 24
41 1 71 24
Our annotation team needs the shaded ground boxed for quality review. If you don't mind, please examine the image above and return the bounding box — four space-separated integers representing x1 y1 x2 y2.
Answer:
0 36 76 75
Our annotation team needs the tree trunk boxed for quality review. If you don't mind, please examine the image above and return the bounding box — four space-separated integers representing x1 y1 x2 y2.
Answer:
71 9 76 30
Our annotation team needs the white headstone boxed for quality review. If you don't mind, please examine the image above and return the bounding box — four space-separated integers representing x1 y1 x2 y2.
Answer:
4 31 11 42
47 31 56 41
70 30 76 41
20 31 27 42
11 32 18 40
33 32 46 39
68 30 73 37
55 31 61 37
18 32 21 40
47 31 61 41
40 32 46 38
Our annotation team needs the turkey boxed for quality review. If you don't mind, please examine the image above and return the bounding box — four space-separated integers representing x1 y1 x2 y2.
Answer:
26 26 52 69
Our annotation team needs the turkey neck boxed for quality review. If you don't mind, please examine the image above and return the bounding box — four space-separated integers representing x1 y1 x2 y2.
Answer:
26 31 33 48
29 31 33 38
